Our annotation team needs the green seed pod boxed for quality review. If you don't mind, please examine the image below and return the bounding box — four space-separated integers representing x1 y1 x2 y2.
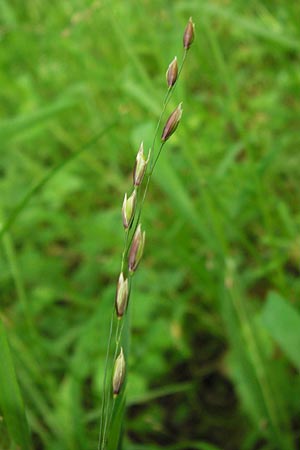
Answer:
161 103 183 142
128 224 145 273
115 272 129 318
183 17 195 49
133 142 148 186
166 56 178 88
122 189 136 229
112 348 126 396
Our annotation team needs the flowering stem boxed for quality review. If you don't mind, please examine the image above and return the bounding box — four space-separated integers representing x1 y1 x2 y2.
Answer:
101 320 122 448
98 17 194 449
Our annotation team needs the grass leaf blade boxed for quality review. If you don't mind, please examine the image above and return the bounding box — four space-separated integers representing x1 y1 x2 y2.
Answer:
0 121 118 239
0 317 31 450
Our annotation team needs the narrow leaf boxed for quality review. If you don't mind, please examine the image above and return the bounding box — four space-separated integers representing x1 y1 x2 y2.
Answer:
0 98 76 143
0 121 118 239
0 317 31 450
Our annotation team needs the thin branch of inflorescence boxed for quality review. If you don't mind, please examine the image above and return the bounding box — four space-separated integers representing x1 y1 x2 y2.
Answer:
98 17 195 450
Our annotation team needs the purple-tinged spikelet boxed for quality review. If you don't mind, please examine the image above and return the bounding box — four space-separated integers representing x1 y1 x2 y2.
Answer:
128 224 145 273
161 103 183 142
183 17 195 49
166 56 178 88
115 273 129 318
112 348 126 396
133 142 148 186
122 190 136 229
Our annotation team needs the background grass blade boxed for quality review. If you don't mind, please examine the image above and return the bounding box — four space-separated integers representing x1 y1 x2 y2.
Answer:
0 90 82 144
260 292 300 371
0 121 118 239
0 317 31 450
221 268 294 450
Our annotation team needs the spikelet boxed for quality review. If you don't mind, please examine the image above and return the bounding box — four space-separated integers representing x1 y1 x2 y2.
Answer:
133 142 149 186
128 224 145 273
115 273 129 318
161 103 183 142
183 17 195 49
112 348 126 396
122 190 136 229
166 56 178 87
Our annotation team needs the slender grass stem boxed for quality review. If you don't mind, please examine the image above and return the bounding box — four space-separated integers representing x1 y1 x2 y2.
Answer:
97 26 193 448
149 48 187 175
98 311 114 450
100 234 132 449
121 230 129 273
103 315 127 446
101 318 121 449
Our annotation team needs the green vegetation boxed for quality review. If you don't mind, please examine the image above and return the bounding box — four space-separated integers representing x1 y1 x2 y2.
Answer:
1 1 300 449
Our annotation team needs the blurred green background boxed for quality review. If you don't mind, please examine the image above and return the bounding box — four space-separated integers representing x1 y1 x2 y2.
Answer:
1 0 300 449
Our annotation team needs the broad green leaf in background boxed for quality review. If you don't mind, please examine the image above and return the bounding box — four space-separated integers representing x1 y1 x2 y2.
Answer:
0 98 75 144
260 292 300 371
0 317 31 450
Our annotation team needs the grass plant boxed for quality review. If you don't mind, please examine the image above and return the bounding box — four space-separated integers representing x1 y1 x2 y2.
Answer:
98 19 195 449
1 1 300 450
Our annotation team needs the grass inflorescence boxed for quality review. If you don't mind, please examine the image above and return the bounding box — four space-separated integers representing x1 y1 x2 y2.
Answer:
98 18 195 450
